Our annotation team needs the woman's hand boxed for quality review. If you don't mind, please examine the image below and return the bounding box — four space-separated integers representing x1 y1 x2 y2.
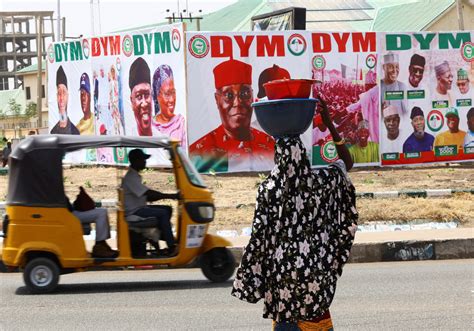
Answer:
317 96 333 128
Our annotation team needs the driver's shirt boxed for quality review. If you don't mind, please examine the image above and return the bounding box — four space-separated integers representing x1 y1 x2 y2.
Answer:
121 167 148 216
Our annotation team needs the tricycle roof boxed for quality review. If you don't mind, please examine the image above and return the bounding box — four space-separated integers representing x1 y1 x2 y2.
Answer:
7 134 173 208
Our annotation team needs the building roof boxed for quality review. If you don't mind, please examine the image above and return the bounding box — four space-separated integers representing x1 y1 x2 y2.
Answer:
112 0 454 33
371 0 455 31
0 89 27 116
16 60 46 74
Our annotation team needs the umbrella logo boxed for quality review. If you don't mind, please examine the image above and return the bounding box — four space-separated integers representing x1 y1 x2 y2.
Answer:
427 110 444 132
366 54 376 69
82 39 90 59
172 29 181 52
287 34 307 56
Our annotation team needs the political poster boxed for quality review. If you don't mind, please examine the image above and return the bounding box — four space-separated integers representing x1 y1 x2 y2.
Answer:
47 23 187 166
378 31 474 165
310 32 380 167
186 31 313 173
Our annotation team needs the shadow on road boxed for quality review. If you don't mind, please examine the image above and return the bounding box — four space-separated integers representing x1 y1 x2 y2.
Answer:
15 279 233 295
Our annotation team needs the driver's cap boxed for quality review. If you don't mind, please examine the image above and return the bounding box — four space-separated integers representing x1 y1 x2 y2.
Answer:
128 148 151 162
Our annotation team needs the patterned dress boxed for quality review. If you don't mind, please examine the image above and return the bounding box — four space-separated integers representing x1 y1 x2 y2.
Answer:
231 136 358 323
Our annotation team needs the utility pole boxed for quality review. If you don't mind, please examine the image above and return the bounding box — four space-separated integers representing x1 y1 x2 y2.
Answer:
90 0 95 36
57 0 61 40
36 15 43 130
456 0 465 30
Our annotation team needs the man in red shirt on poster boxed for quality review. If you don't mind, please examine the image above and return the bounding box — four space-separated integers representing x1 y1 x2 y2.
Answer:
189 59 274 173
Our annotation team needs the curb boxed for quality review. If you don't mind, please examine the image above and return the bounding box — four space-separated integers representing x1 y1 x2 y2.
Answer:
2 238 472 273
228 238 474 264
357 188 474 199
0 189 472 210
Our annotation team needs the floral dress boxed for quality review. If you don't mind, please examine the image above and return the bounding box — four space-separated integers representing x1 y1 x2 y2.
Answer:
231 136 358 323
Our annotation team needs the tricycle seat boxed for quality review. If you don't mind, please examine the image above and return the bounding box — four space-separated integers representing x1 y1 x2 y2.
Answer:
126 215 159 228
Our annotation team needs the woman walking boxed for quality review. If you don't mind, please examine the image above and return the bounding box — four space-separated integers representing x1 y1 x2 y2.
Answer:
231 98 358 330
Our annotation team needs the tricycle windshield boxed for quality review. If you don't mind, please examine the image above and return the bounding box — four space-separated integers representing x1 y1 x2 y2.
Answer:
176 146 206 188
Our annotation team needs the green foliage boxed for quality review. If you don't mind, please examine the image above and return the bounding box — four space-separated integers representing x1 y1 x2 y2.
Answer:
0 108 6 120
167 175 175 186
8 98 22 117
208 169 222 188
84 180 92 188
254 173 267 188
25 102 37 119
363 178 375 185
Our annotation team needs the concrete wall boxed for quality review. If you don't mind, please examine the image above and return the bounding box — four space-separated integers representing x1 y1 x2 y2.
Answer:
427 2 474 31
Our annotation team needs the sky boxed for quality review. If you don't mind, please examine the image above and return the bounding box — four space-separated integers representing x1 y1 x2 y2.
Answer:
0 0 238 38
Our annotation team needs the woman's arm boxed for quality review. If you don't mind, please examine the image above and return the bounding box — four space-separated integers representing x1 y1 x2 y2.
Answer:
317 96 354 171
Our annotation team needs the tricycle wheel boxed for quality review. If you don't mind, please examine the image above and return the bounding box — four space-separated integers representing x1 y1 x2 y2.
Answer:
23 257 60 294
200 248 235 283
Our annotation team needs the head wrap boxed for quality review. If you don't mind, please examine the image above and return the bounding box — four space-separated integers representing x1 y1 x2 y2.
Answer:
257 64 290 98
213 59 252 89
383 52 398 64
129 57 150 90
435 61 450 77
152 64 174 115
410 54 426 67
56 65 67 87
457 68 468 81
410 106 424 119
231 136 357 323
383 105 400 118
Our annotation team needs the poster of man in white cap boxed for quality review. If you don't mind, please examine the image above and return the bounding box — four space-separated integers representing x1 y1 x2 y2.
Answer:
378 31 474 165
380 52 408 120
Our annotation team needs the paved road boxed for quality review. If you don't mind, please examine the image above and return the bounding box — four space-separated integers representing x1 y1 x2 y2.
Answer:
0 260 472 330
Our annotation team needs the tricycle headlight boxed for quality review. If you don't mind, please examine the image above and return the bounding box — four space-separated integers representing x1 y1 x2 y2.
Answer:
185 202 215 223
198 206 214 219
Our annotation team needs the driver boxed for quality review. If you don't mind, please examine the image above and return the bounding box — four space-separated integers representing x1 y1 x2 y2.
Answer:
121 149 180 255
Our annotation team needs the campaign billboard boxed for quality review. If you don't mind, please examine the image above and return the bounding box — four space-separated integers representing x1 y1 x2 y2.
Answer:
378 31 474 165
185 31 313 173
310 32 380 167
47 23 186 166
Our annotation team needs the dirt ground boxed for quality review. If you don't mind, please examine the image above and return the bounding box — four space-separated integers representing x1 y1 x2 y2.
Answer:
1 162 473 231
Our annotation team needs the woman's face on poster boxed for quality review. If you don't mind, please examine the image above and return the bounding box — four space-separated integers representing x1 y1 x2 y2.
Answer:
157 78 176 119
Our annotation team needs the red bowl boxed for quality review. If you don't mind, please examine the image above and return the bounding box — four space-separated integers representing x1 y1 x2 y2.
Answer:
263 79 314 100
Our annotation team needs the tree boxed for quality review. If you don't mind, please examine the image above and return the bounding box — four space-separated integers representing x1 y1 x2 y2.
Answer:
0 108 5 120
25 102 37 119
8 98 22 117
8 98 22 138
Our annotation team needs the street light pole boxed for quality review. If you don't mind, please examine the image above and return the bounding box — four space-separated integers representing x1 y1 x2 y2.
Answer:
456 0 465 30
57 0 61 40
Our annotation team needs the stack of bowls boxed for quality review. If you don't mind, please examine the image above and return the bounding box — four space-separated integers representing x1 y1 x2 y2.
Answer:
252 79 318 137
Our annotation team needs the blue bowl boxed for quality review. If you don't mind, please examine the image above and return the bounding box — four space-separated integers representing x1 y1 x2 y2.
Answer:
252 98 317 137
